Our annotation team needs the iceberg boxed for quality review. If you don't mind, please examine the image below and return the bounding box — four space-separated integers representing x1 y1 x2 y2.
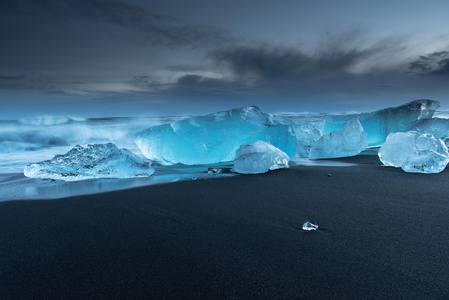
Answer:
135 106 297 165
378 131 449 174
309 119 368 159
24 143 154 181
234 141 290 174
409 118 449 145
324 99 439 147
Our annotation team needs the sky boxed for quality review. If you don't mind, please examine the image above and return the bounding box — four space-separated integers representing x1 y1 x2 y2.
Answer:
1 0 448 118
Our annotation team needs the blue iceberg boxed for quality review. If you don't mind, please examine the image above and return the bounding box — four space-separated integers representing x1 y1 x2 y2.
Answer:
135 106 297 165
309 119 368 159
378 131 449 174
324 99 439 147
24 143 154 181
234 141 290 174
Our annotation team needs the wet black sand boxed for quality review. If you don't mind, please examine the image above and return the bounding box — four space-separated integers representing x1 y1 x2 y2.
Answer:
1 155 448 299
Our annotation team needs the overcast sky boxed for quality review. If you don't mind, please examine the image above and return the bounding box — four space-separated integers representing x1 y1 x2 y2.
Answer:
1 0 448 118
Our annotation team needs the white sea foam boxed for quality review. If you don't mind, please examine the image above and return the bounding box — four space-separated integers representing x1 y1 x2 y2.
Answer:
18 115 86 126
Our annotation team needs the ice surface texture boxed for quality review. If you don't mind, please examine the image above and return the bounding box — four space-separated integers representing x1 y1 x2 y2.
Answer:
409 118 449 146
324 99 439 147
290 121 324 158
135 106 296 165
234 141 290 174
309 119 368 159
378 131 449 174
24 143 154 181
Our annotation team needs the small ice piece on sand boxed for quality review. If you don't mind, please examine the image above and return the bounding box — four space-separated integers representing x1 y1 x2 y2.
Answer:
207 167 223 174
234 141 290 174
302 221 319 231
378 131 449 174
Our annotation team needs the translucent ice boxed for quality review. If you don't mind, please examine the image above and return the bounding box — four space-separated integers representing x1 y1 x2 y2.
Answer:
234 141 290 174
291 121 324 158
309 119 368 159
302 221 318 231
135 106 296 165
324 99 439 146
24 143 154 181
207 167 223 174
271 114 324 158
409 118 449 146
378 131 449 174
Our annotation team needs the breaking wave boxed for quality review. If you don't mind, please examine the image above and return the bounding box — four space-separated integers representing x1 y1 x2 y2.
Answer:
18 115 86 126
0 115 187 173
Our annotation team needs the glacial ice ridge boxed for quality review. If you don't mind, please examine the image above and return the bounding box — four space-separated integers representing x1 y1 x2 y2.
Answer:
323 99 439 147
134 100 440 165
24 143 154 181
135 106 297 165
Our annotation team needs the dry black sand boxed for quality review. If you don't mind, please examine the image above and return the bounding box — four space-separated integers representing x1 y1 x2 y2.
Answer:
1 155 448 299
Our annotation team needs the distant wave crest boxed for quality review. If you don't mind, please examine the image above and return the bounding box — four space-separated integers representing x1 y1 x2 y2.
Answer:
18 115 86 126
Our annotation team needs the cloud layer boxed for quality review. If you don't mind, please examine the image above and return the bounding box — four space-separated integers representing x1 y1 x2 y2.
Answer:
1 0 448 117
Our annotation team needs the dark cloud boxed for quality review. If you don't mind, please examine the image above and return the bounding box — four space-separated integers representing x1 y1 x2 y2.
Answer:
409 61 433 73
172 41 385 90
432 58 449 76
174 75 241 93
409 51 449 76
368 85 401 92
208 42 387 84
161 74 263 102
0 75 25 80
174 74 246 92
150 41 449 112
166 65 211 73
0 0 230 47
0 0 235 100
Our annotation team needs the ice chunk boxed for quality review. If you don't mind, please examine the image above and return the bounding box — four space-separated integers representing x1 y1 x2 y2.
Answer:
302 221 318 231
324 99 439 146
409 117 449 140
273 114 325 158
291 121 324 158
207 167 223 174
378 131 449 174
234 141 290 174
309 119 368 159
135 106 297 165
24 143 154 181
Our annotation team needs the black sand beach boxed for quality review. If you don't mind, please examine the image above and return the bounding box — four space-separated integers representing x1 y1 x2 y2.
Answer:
1 155 448 299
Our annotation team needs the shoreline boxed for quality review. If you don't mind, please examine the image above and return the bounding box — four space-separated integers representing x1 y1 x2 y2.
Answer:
0 156 369 202
1 155 448 298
